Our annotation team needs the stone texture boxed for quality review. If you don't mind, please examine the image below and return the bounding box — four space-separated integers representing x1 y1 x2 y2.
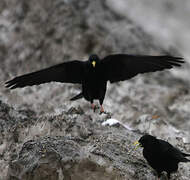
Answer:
0 0 189 180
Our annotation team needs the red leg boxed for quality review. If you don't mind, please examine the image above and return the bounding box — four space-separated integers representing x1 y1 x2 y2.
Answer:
91 103 96 112
100 105 104 113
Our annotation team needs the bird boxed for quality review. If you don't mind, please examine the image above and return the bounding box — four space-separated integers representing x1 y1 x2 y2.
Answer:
5 54 184 113
134 134 190 179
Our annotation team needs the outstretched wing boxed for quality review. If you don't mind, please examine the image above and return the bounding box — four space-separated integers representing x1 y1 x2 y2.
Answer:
5 60 85 89
100 54 184 83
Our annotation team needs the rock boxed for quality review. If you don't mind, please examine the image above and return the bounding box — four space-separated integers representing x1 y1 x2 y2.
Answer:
0 0 189 180
0 102 188 180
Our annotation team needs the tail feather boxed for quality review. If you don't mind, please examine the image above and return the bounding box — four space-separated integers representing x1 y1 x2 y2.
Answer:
181 157 190 162
181 152 190 162
70 92 83 101
182 152 190 157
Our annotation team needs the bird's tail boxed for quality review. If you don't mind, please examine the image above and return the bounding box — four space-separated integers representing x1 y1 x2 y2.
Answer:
70 92 83 101
181 153 190 162
181 157 190 162
182 152 190 157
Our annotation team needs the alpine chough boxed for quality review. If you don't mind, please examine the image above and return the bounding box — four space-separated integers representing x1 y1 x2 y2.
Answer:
5 54 184 113
134 134 190 179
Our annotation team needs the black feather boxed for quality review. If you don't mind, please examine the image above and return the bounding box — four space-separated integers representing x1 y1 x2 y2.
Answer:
101 54 184 83
5 61 85 88
138 134 190 179
5 54 184 112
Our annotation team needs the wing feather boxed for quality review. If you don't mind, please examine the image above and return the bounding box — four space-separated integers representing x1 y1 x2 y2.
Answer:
101 54 184 83
159 139 190 162
5 60 85 89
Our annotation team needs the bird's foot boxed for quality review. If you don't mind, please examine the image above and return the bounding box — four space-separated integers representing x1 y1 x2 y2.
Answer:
91 104 98 112
99 105 104 114
99 111 110 115
99 111 104 115
99 106 110 115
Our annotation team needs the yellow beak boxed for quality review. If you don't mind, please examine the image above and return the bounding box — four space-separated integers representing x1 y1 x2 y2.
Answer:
133 141 141 150
92 61 96 67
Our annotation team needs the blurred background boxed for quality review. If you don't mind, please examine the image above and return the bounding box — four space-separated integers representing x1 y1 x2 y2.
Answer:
0 0 190 131
108 0 190 59
1 0 190 179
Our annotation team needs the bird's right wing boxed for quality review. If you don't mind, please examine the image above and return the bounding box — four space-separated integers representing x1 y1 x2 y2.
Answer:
5 60 85 89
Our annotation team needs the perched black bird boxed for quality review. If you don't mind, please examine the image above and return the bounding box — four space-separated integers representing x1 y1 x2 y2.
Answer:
134 134 190 179
5 54 184 113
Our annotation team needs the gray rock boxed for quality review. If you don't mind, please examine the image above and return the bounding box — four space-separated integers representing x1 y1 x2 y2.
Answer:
0 0 190 180
0 104 189 180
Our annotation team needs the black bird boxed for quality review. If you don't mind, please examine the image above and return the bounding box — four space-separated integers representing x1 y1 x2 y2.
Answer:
134 134 190 179
5 54 184 113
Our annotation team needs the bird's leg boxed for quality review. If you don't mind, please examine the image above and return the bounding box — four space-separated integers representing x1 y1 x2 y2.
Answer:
100 105 104 114
99 99 105 114
91 103 96 112
91 100 98 112
167 173 170 180
157 172 161 180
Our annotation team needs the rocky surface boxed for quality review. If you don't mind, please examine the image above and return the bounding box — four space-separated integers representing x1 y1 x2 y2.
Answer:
2 103 190 180
0 0 190 180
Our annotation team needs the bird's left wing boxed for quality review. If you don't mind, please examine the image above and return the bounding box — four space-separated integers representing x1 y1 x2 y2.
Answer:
100 54 184 83
5 60 85 89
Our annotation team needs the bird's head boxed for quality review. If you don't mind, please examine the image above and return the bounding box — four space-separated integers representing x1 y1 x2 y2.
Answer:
89 54 100 68
134 134 157 149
